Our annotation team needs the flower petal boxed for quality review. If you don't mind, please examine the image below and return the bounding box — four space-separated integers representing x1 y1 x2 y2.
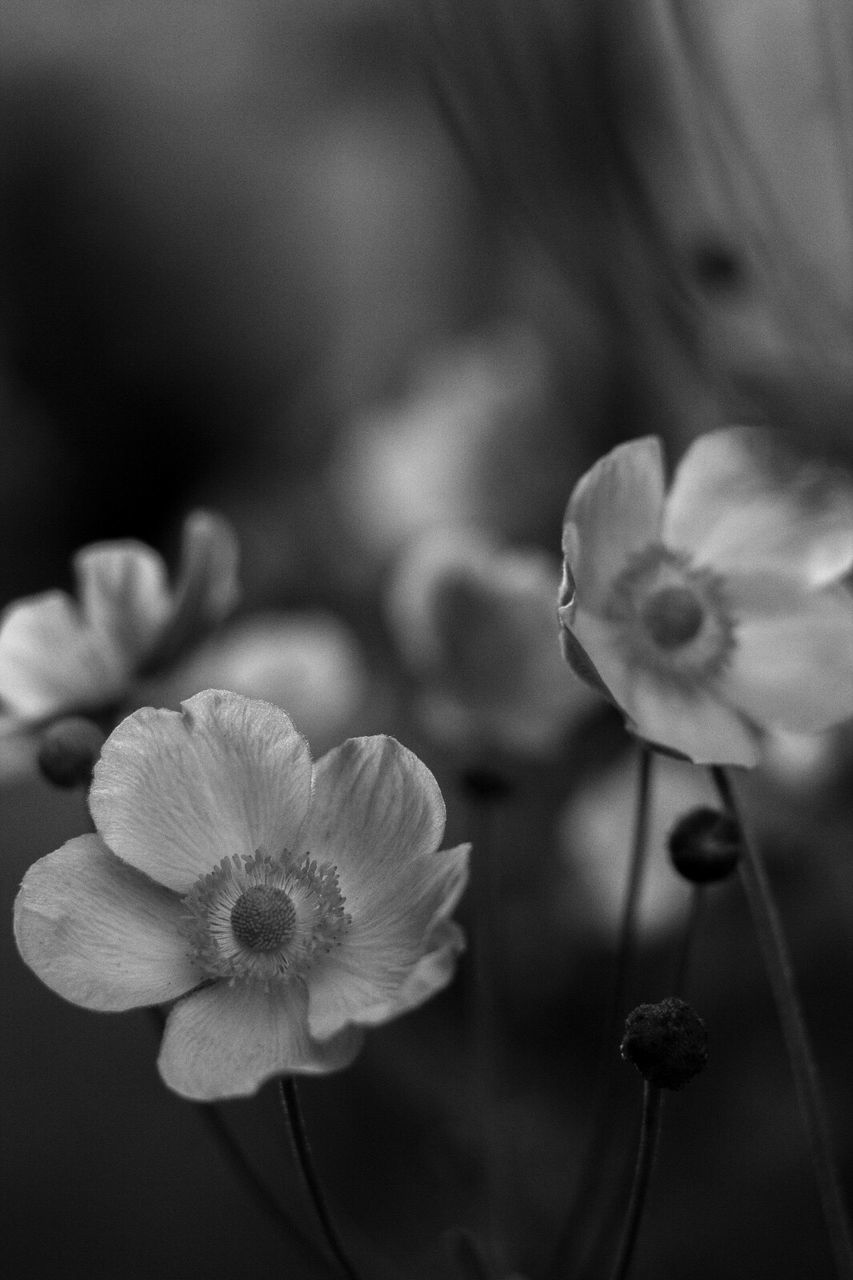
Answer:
13 834 202 1011
571 610 759 765
90 690 313 893
306 843 469 1039
0 591 126 720
141 512 240 675
725 579 853 733
74 541 172 663
158 980 364 1100
298 736 448 912
564 437 665 612
664 427 853 586
624 678 759 767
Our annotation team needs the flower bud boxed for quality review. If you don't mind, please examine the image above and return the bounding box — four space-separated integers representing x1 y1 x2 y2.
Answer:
621 997 708 1090
667 806 741 883
37 716 106 789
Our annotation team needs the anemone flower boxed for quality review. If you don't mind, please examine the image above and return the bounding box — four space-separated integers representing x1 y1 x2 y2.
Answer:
0 511 238 742
387 528 595 759
14 690 469 1099
558 427 853 766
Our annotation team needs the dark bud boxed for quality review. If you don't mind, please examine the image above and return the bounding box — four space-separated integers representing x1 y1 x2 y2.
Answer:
668 807 741 883
37 716 106 789
621 997 708 1090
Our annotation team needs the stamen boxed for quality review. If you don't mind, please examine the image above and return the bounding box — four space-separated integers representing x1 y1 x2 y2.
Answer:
605 543 736 690
182 849 350 986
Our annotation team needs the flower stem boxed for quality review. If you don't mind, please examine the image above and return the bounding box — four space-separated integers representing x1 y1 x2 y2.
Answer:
712 767 853 1280
145 1010 318 1260
608 1082 664 1280
462 769 511 1272
280 1077 365 1280
546 742 655 1280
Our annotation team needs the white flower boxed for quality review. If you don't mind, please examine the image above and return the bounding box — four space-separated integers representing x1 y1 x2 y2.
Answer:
14 690 469 1100
559 428 853 765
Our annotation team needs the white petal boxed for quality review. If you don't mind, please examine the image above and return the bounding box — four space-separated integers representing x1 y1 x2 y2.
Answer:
176 510 241 626
14 835 201 1011
158 980 364 1100
624 678 759 766
564 437 665 612
664 427 853 586
571 611 759 765
0 591 126 720
306 844 469 1039
74 541 171 662
298 736 448 914
90 690 313 893
725 582 853 733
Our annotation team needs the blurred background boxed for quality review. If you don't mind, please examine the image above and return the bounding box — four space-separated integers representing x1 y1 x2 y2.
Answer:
3 1 853 1277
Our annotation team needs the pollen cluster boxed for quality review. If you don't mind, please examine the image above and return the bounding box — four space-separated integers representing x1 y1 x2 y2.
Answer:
182 849 350 986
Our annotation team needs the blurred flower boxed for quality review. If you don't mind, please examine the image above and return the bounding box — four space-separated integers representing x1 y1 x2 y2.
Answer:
331 326 553 563
14 689 469 1100
558 428 853 765
144 609 371 756
0 511 238 756
387 527 595 758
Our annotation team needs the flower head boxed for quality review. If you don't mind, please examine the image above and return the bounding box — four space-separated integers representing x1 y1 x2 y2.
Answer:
14 690 469 1099
387 527 594 759
558 428 853 766
0 511 238 744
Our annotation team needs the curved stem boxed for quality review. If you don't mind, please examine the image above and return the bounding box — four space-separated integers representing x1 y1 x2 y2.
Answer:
145 1010 318 1260
280 1078 365 1280
608 1083 664 1280
547 743 655 1280
712 767 853 1280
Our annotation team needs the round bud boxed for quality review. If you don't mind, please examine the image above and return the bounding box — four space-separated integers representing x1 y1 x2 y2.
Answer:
668 807 741 883
37 716 106 789
621 997 708 1090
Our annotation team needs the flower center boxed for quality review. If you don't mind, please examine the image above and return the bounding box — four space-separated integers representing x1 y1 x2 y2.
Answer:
230 886 296 953
640 586 704 649
182 849 350 986
604 543 735 690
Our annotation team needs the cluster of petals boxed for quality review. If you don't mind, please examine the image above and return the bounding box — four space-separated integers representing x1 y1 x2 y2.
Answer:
14 689 469 1100
0 511 238 742
558 427 853 766
387 527 595 758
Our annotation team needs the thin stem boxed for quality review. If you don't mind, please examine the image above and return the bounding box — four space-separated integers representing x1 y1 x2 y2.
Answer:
144 1010 319 1260
712 767 853 1280
465 778 509 1272
547 743 655 1280
280 1078 364 1280
608 1083 664 1280
671 886 704 999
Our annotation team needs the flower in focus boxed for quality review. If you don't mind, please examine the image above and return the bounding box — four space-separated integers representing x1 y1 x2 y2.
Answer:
558 428 853 765
387 528 595 758
14 689 468 1100
0 511 238 743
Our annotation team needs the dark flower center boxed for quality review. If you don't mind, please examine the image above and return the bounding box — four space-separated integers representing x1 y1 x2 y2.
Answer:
230 886 296 953
641 586 704 649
